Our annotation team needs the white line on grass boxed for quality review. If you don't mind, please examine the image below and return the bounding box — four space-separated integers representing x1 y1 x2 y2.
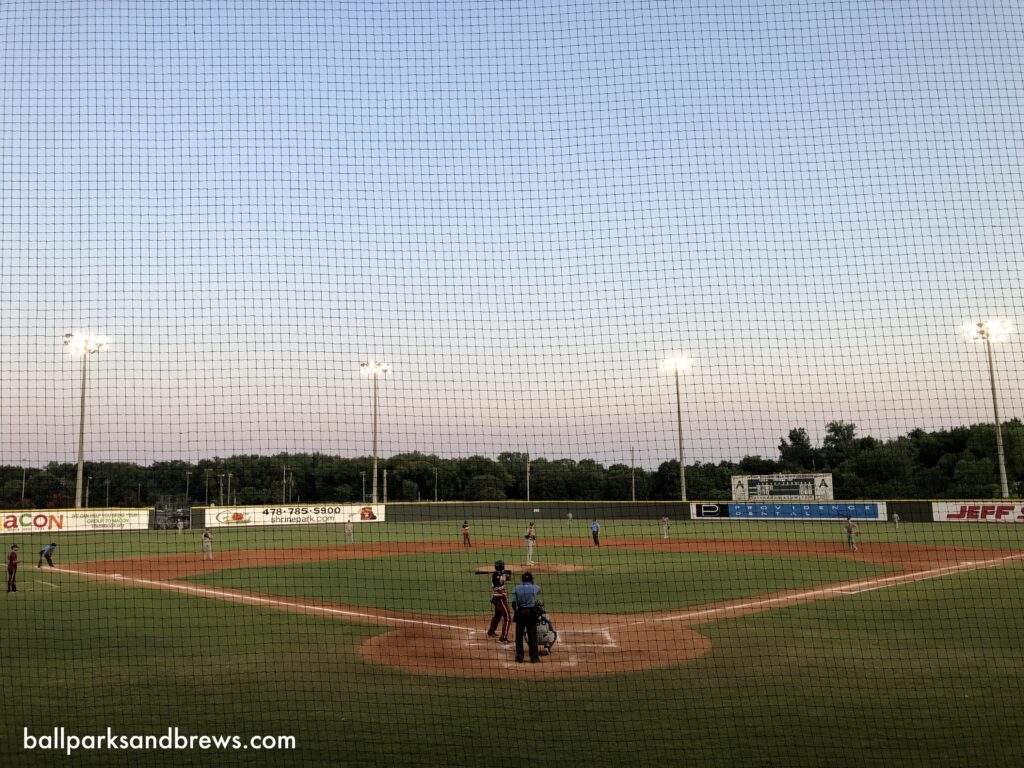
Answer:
57 552 1024 638
629 552 1024 628
58 567 472 633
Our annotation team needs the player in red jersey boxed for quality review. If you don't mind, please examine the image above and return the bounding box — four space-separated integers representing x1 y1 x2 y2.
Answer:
7 545 19 593
486 560 511 643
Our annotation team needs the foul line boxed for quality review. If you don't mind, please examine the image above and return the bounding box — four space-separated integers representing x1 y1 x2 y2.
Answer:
57 567 472 633
621 553 1024 628
57 552 1024 639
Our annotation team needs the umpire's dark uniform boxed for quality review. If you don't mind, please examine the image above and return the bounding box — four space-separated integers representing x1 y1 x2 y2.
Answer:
511 573 542 663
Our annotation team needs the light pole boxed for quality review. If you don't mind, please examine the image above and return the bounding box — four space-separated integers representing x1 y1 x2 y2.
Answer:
104 478 110 507
218 474 225 505
434 465 438 502
360 360 391 504
64 332 111 508
282 464 289 505
961 319 1014 498
226 473 233 504
361 471 366 503
631 446 636 502
185 471 192 504
526 452 531 502
660 354 694 502
20 461 28 501
85 476 92 507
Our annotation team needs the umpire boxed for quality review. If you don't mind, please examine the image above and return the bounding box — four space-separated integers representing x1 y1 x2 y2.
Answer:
511 571 542 663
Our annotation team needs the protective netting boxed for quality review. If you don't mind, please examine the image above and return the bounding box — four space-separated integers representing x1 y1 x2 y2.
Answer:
1 2 1022 766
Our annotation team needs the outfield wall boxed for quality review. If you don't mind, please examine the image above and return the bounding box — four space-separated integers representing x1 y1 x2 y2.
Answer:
382 501 693 522
693 502 886 520
0 508 152 534
4 499 1018 531
201 504 385 528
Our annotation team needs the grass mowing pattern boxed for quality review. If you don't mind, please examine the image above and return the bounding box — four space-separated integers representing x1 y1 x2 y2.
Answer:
184 547 894 614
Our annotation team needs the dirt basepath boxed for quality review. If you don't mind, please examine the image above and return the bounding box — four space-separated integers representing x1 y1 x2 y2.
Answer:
64 538 1024 679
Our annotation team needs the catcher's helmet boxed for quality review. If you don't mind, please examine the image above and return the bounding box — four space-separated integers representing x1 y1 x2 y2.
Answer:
522 571 534 583
494 560 505 571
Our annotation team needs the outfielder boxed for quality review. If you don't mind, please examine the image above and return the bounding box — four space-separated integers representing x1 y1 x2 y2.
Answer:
486 560 511 643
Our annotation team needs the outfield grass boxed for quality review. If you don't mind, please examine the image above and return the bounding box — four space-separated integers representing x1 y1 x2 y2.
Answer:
185 547 893 614
13 518 1024 564
1 520 1022 767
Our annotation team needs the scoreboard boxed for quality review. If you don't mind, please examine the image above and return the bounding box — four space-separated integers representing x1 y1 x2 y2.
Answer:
732 473 833 501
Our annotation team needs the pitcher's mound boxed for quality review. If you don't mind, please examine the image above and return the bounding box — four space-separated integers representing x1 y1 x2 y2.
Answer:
474 563 590 575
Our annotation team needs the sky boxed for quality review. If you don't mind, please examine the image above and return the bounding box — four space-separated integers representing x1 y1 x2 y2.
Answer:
1 0 1022 468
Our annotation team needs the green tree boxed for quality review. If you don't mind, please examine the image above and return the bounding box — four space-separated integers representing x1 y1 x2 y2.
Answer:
464 474 506 501
778 428 819 471
822 421 858 468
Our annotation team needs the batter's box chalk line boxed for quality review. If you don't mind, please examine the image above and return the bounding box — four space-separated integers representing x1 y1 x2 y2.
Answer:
559 628 618 649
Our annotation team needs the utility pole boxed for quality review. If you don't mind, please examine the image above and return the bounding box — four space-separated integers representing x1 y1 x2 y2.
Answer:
526 452 531 502
631 446 636 502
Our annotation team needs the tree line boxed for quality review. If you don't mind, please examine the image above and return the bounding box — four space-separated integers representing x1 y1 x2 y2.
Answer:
1 419 1021 509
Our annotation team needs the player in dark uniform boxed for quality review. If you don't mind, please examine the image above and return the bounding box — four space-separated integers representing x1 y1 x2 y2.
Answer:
486 560 511 643
7 545 18 593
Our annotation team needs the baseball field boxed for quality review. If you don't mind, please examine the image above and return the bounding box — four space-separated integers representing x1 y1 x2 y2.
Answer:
3 516 1023 767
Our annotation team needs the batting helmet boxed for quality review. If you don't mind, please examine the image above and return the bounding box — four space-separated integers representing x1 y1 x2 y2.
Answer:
494 560 505 571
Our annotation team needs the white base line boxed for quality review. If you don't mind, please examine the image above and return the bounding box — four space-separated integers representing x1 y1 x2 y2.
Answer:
625 553 1024 628
58 567 471 633
59 552 1024 638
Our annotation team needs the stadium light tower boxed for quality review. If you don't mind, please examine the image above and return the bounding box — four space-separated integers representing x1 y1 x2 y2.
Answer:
960 318 1014 498
64 332 111 508
659 354 694 502
360 360 391 504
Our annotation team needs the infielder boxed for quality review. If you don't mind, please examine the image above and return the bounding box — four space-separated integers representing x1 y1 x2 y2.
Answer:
843 517 859 552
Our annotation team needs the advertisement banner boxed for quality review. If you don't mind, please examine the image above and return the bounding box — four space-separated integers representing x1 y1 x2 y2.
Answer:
726 502 885 520
932 502 1024 523
1 509 151 534
205 503 385 528
692 503 731 518
732 474 834 501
